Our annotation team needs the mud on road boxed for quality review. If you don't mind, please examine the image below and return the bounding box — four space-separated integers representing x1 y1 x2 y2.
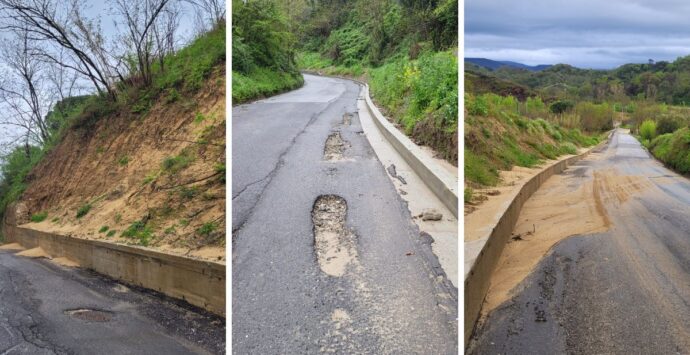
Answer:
469 130 690 353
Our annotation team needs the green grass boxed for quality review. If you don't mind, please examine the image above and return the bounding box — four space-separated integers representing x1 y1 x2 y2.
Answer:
106 230 117 237
154 23 225 92
464 100 602 187
464 187 473 203
118 155 129 166
162 150 194 174
76 204 92 219
648 127 690 174
98 226 109 233
297 50 458 163
121 221 153 246
30 211 48 223
197 222 217 237
232 68 304 104
178 186 198 200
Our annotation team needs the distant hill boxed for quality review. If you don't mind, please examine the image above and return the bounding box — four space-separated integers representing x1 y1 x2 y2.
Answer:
465 58 552 72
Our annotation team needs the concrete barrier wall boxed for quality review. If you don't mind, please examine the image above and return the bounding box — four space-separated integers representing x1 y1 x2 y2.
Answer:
464 133 612 343
361 85 459 218
4 226 225 316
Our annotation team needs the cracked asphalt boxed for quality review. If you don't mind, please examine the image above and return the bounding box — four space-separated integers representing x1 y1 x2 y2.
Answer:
0 248 224 354
232 74 457 354
468 130 690 354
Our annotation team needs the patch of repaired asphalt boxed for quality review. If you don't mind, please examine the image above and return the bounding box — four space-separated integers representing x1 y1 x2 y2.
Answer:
312 195 357 277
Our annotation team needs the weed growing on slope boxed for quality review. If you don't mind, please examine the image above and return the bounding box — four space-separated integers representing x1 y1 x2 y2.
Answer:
30 212 48 222
76 204 92 219
162 149 195 174
121 221 153 246
99 226 109 233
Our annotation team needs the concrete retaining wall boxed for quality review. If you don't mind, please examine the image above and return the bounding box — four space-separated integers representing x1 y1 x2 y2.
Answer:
361 85 459 218
3 225 225 316
464 132 612 343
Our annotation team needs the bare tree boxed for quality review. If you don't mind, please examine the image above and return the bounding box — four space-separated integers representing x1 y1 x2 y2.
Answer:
0 0 118 100
152 1 181 73
0 28 52 148
112 0 172 86
185 0 224 27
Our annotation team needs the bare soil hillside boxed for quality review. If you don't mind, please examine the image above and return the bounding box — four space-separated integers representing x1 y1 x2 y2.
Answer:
17 68 226 262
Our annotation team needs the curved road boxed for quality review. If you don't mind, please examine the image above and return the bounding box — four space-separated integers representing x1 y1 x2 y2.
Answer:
232 75 457 354
469 129 690 353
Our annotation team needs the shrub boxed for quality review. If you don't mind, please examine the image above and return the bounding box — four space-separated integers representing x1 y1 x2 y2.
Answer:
121 221 153 246
550 100 574 114
656 117 680 135
99 226 109 233
76 204 92 219
640 119 657 140
30 212 48 223
162 150 194 174
576 102 614 132
106 230 117 237
197 222 217 237
466 94 488 116
464 187 473 203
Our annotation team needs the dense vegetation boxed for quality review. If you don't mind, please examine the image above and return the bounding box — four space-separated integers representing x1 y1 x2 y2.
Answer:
232 0 303 103
291 0 458 163
647 128 690 174
465 93 603 191
0 24 225 221
467 54 690 186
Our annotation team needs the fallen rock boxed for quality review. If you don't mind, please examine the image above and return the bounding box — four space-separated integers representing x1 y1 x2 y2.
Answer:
421 209 443 221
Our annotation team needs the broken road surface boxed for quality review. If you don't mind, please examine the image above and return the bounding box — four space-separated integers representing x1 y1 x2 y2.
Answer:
232 74 457 354
0 248 224 354
469 129 690 354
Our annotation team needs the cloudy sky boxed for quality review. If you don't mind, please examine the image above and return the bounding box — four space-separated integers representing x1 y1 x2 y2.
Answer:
465 0 690 69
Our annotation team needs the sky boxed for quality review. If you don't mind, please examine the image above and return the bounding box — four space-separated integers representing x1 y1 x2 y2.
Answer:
465 0 690 69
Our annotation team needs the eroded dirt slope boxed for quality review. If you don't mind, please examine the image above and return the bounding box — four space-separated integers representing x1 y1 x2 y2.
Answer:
16 69 225 262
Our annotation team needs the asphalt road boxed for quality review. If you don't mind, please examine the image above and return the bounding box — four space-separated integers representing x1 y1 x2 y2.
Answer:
0 249 225 354
232 74 457 354
468 129 690 354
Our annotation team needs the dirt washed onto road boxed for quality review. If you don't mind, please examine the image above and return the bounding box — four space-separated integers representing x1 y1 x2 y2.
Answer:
482 169 606 312
470 129 690 353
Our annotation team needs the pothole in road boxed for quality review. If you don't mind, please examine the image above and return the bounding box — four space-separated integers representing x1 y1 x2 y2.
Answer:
342 113 352 126
65 308 113 322
323 132 349 161
312 195 357 277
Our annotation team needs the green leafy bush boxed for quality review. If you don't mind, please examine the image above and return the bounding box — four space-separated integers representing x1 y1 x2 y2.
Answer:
640 119 657 140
